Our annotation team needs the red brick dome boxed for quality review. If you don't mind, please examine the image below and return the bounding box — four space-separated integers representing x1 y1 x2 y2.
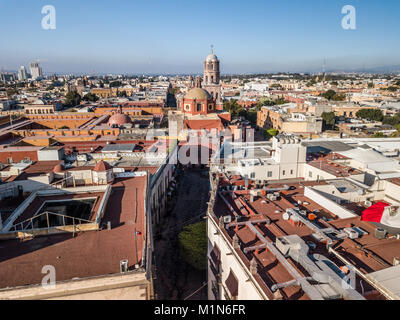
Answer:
108 113 132 127
94 160 111 172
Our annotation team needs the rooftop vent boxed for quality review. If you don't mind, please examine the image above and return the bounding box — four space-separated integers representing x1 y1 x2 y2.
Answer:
120 259 129 273
223 216 232 224
375 228 387 240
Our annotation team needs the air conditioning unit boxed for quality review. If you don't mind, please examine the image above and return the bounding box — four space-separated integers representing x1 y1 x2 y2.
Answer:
120 260 129 273
223 216 232 224
343 228 359 240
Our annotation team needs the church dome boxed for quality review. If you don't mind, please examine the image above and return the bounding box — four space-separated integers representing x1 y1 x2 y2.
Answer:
184 88 212 100
108 113 132 127
206 53 219 62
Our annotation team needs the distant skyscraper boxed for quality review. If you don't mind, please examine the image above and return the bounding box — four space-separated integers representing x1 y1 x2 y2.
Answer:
18 66 28 81
30 62 43 80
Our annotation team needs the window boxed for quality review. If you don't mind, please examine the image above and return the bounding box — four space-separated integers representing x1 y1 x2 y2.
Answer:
282 170 286 176
208 104 213 111
250 172 255 179
225 270 238 300
185 104 191 111
309 171 313 178
290 170 294 175
7 157 12 164
197 103 202 112
267 171 272 177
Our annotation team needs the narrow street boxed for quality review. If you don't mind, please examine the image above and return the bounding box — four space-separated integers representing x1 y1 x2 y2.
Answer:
153 168 210 300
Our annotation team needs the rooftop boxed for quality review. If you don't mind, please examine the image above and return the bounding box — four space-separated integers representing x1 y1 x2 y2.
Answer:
210 176 400 300
0 176 147 289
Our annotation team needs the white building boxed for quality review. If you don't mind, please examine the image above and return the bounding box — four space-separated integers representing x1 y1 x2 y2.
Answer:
30 62 43 80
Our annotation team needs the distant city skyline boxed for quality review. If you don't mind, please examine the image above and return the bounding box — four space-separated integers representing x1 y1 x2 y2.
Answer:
1 0 400 74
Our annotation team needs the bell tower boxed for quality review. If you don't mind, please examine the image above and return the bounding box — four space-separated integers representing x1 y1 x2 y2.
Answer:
203 45 222 107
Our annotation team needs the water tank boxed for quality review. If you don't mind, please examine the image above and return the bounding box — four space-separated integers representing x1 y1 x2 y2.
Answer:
375 228 387 239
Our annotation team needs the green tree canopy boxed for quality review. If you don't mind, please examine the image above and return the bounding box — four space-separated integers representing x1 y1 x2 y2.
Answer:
263 128 278 140
178 222 207 271
109 81 122 88
356 109 384 122
320 90 346 101
83 92 99 102
118 90 127 97
223 100 242 116
321 112 336 130
383 113 400 126
64 90 81 108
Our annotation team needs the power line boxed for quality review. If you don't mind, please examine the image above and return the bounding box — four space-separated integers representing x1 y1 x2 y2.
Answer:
183 282 207 300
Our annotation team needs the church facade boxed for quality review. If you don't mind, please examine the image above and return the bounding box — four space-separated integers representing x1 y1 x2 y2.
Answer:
179 48 223 116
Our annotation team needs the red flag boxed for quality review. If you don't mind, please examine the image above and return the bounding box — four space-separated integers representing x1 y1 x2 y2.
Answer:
361 202 390 223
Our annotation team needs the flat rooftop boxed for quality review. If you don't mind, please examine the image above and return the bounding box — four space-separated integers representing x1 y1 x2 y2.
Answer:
0 176 147 289
211 176 400 300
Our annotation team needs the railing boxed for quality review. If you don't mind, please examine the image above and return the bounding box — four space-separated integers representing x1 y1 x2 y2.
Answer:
10 210 93 232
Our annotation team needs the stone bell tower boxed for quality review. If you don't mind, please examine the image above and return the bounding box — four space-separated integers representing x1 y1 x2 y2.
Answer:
203 45 222 107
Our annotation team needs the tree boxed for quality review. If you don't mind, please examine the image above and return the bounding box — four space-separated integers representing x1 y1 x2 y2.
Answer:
321 112 336 130
109 81 122 88
263 128 278 140
83 92 99 102
386 86 398 92
6 88 18 96
64 90 81 108
118 90 127 98
223 100 242 116
178 222 207 271
373 132 386 138
356 109 383 122
245 110 258 125
256 97 287 110
383 113 400 126
320 90 345 101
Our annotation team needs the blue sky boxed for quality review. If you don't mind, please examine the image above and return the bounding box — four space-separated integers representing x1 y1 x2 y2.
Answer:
0 0 399 74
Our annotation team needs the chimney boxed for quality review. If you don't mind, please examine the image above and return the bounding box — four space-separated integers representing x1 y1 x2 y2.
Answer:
219 216 224 229
232 234 240 249
250 257 258 275
273 290 284 300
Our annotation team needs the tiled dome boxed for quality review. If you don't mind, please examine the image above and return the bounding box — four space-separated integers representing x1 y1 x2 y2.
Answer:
108 113 132 127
